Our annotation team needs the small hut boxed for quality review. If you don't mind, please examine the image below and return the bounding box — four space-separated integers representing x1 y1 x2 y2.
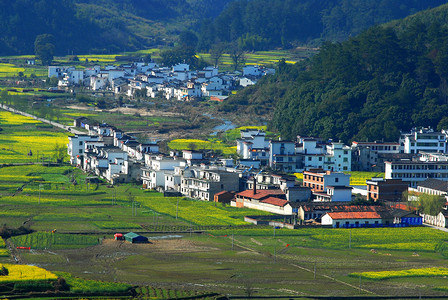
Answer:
124 232 148 243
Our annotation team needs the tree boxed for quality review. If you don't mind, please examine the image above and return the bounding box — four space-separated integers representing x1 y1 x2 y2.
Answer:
53 143 66 163
160 46 199 69
179 30 198 49
416 193 446 215
210 42 226 67
34 34 55 65
229 44 245 71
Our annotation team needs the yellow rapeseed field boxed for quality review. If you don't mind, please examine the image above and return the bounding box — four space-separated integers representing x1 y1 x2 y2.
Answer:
0 111 69 163
351 267 448 280
0 63 25 77
0 264 57 282
0 111 39 125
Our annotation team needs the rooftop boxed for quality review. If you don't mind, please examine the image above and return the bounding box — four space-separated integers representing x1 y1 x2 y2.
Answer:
236 189 285 200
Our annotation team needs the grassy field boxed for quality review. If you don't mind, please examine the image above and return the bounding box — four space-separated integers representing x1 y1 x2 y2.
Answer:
168 138 236 155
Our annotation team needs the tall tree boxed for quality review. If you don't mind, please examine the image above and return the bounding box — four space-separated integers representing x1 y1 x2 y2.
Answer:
34 34 55 65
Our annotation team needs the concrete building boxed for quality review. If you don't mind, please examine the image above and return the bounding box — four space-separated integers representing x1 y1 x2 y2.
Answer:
302 169 350 193
180 167 240 201
385 160 448 188
351 141 400 171
67 135 100 165
366 178 409 202
400 128 447 154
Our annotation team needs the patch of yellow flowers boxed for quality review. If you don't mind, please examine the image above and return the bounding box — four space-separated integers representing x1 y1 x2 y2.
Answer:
0 111 39 125
0 264 57 282
352 267 448 280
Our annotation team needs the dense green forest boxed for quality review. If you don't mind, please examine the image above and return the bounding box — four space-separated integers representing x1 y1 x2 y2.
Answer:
0 0 231 55
1 0 447 56
225 3 448 143
197 0 448 51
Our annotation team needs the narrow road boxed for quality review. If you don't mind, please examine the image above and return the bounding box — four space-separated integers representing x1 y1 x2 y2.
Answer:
0 104 85 135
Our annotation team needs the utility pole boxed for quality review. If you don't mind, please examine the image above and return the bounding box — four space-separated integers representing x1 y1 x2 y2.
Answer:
359 275 362 294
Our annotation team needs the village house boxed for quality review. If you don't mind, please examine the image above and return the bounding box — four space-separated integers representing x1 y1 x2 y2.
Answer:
385 160 448 188
180 166 240 201
400 127 448 154
321 206 421 228
141 156 184 190
366 178 409 202
351 141 400 171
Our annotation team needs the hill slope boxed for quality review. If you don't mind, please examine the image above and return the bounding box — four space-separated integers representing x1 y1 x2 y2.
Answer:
1 0 447 56
0 0 232 56
225 3 448 143
197 0 448 50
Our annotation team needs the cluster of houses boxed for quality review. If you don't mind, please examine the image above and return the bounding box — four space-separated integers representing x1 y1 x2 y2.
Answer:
69 120 448 229
49 63 274 101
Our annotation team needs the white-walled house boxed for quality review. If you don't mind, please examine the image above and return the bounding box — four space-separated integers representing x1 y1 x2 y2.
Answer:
141 156 184 189
67 135 100 165
321 211 385 228
313 186 352 202
90 73 109 90
400 128 448 154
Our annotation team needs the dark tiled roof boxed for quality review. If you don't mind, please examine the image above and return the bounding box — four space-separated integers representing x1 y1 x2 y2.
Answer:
417 179 448 192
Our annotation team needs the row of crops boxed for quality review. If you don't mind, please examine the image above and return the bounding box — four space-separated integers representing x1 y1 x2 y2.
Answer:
11 232 99 250
135 286 219 299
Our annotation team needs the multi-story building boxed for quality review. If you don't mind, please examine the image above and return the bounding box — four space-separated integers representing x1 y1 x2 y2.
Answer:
351 141 400 171
385 160 448 187
324 142 351 171
236 129 270 165
302 169 350 193
269 140 298 172
180 167 240 201
400 128 447 154
141 156 184 189
366 178 409 202
67 135 100 165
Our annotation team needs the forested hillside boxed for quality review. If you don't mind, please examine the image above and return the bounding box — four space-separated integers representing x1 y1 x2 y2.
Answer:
0 0 231 55
197 0 448 50
1 0 446 56
225 4 448 143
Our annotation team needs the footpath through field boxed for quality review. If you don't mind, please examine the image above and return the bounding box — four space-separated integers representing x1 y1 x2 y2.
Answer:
0 104 85 135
